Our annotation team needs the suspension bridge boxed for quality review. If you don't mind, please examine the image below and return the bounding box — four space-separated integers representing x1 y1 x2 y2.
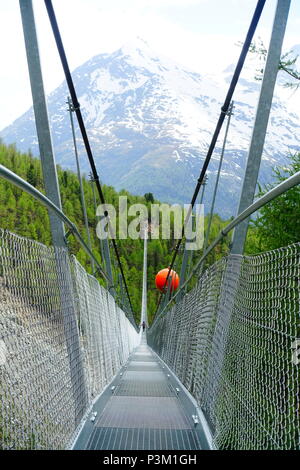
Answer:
0 0 299 451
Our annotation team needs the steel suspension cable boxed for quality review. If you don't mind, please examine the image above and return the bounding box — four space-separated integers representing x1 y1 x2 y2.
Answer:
154 0 266 318
44 0 135 320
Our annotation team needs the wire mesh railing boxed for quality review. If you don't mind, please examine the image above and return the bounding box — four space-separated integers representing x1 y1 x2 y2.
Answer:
148 243 300 450
0 229 140 450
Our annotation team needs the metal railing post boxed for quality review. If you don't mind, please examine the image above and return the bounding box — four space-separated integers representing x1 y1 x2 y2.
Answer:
231 0 291 254
19 0 89 422
19 0 65 248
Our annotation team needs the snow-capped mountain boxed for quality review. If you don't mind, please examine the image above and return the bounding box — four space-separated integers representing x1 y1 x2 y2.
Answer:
1 37 300 217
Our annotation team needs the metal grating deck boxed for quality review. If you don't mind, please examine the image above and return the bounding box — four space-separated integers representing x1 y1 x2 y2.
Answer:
122 371 166 381
130 354 156 362
74 336 206 450
85 427 202 450
96 396 192 429
115 381 174 397
125 362 161 371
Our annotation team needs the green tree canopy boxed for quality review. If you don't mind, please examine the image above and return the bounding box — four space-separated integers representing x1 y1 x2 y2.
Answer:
144 192 154 203
250 152 300 251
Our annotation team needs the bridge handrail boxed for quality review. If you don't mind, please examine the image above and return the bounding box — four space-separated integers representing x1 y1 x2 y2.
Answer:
162 170 300 312
0 163 110 283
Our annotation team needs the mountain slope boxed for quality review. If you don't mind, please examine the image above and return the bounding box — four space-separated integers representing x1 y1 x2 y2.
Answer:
1 38 300 217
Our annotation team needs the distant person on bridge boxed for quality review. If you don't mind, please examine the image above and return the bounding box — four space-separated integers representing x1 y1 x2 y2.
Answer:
141 321 146 332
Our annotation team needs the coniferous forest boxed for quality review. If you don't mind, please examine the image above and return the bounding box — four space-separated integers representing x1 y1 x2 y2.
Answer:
0 140 299 323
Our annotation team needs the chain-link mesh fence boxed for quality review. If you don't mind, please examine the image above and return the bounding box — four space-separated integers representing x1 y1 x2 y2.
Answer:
148 243 300 450
0 229 140 450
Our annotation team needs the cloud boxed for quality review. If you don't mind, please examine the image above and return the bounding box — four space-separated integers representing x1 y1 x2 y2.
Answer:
129 0 206 6
0 0 299 130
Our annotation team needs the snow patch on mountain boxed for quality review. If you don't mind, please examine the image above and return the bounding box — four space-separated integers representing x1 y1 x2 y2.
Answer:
1 38 300 217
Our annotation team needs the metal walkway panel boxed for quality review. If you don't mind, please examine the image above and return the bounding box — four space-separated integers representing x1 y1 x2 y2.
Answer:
74 335 210 450
133 351 153 355
86 427 202 450
115 381 174 397
130 354 156 362
126 361 161 371
122 371 166 381
96 396 192 429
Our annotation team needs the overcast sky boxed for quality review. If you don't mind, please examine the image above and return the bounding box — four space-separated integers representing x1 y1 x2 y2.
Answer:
0 0 299 130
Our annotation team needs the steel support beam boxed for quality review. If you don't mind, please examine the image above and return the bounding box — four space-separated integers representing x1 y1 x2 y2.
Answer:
19 0 65 247
231 0 291 254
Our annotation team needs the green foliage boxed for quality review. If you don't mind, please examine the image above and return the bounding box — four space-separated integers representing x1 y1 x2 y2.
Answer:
248 38 300 89
144 192 154 203
245 152 300 253
0 140 245 323
0 141 181 323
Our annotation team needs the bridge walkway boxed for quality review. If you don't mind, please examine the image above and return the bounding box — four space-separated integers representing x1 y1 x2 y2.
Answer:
74 334 210 450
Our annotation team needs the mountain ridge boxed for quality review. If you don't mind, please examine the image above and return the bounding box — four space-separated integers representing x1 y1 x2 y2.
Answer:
1 38 300 217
